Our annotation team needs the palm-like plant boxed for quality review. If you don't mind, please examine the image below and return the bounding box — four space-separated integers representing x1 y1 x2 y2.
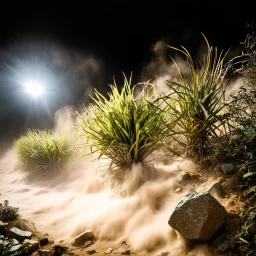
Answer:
78 76 175 182
164 34 229 158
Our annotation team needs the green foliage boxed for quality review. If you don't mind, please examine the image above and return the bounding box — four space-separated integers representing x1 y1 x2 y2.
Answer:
164 34 229 159
236 207 256 256
15 130 76 176
0 200 19 222
78 76 175 180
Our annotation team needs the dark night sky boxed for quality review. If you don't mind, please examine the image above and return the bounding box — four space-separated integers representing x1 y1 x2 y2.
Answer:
0 0 254 140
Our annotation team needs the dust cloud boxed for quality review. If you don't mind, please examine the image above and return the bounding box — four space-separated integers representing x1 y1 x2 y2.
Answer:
0 108 219 256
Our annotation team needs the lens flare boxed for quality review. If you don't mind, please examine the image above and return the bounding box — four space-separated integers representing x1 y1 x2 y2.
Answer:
24 80 44 98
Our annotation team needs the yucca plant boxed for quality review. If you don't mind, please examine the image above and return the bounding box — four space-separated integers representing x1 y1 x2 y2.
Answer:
164 34 229 159
15 129 76 176
78 76 175 182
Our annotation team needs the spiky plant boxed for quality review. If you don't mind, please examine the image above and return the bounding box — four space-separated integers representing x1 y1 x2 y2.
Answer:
78 76 175 182
15 129 76 176
164 34 229 159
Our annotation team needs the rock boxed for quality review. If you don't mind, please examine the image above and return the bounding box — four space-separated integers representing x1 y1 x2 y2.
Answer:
7 227 32 241
9 243 22 253
178 172 191 185
87 249 97 254
23 239 39 254
207 182 223 197
121 250 131 255
38 249 55 256
214 242 229 255
75 230 94 244
53 244 68 255
107 248 113 253
0 220 8 233
84 240 92 247
156 252 170 256
40 237 49 246
221 164 234 175
175 188 182 193
0 238 22 254
168 192 227 241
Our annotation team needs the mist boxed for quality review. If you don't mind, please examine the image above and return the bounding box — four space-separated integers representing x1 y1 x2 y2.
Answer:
0 105 232 255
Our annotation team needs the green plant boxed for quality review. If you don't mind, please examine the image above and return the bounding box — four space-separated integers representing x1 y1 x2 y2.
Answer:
15 129 76 176
78 76 175 182
164 34 229 159
0 200 19 222
236 207 256 256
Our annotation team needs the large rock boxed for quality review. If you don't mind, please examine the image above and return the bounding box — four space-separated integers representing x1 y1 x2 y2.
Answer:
7 227 32 241
168 192 227 241
75 230 94 244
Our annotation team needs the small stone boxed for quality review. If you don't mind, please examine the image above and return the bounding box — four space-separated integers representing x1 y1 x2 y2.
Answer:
38 249 55 256
107 247 113 253
7 227 32 241
54 244 68 254
84 240 92 247
40 237 49 246
87 249 97 254
161 252 170 256
23 239 39 254
121 249 131 255
178 172 191 185
175 188 182 193
75 230 94 244
9 243 22 253
221 164 234 175
207 182 223 197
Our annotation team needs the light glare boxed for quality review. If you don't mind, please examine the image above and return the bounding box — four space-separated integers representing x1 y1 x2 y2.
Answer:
24 80 44 98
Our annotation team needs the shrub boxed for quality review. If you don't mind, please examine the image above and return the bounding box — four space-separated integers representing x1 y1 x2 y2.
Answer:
78 76 175 182
164 34 229 159
0 200 19 222
15 129 76 176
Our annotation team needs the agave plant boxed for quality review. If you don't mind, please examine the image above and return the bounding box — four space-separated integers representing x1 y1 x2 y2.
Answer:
78 76 175 182
15 129 76 175
164 34 229 159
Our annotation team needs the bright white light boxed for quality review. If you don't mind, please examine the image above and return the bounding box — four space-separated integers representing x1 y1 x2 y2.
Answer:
24 80 44 98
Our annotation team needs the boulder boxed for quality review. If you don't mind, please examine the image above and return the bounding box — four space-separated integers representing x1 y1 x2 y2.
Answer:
7 227 32 241
168 192 227 241
75 230 94 244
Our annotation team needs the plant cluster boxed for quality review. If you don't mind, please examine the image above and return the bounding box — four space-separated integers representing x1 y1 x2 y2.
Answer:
0 200 19 222
14 130 76 176
78 77 175 181
236 207 256 256
164 34 229 159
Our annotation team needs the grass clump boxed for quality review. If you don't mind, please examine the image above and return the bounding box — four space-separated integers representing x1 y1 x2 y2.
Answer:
164 34 229 159
78 76 174 181
15 129 76 176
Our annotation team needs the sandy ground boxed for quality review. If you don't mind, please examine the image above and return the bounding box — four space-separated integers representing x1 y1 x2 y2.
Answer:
0 147 243 256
